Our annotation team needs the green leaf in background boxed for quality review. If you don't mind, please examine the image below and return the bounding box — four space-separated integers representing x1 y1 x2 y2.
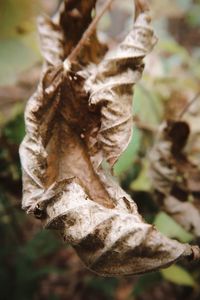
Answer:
133 272 162 297
176 0 192 12
186 4 200 27
154 212 194 243
87 277 118 299
161 265 196 287
4 113 25 144
0 0 39 38
22 230 63 261
0 0 41 86
134 84 163 125
158 39 189 63
114 127 142 176
130 161 152 192
0 37 40 86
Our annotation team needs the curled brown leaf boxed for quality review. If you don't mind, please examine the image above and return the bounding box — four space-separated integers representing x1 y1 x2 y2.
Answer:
19 0 200 276
150 120 200 237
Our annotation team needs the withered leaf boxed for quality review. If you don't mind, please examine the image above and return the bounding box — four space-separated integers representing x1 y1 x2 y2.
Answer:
150 120 200 237
58 0 107 66
84 10 157 167
164 196 200 237
37 15 65 66
19 0 200 276
38 0 107 68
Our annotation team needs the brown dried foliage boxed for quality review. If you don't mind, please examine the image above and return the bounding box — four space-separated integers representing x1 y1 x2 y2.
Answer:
19 0 200 276
150 117 200 237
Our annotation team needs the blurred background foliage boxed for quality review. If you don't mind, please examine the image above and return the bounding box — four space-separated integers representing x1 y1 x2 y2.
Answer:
0 0 200 299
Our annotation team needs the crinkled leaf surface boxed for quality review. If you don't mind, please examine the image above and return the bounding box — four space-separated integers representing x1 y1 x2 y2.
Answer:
19 0 199 276
150 120 200 237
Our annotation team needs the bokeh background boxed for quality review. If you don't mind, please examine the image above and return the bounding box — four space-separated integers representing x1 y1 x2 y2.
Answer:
0 0 200 299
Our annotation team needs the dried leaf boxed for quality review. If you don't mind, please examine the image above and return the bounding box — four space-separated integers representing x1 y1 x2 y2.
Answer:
164 196 200 237
38 0 107 68
19 0 200 276
150 120 200 237
84 10 157 167
37 15 65 66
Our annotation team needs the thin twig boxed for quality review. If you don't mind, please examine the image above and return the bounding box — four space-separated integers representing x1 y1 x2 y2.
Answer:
179 91 200 119
66 0 115 63
135 0 150 20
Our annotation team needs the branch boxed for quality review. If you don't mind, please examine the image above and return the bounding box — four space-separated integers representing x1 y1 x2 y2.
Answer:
135 0 150 20
66 0 115 64
179 91 200 119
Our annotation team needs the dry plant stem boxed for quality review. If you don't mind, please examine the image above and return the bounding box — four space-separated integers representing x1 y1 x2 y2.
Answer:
179 91 200 119
135 0 150 20
66 0 115 63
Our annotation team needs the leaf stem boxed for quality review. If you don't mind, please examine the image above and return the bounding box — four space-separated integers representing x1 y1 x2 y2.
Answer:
66 0 115 64
179 91 200 119
134 0 150 20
